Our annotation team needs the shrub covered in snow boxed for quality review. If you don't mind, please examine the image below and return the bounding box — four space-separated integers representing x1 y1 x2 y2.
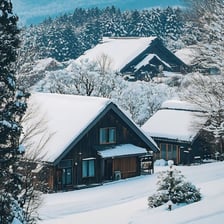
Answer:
148 161 201 208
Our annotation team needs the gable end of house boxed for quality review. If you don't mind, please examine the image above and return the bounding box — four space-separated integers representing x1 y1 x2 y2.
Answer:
53 102 159 165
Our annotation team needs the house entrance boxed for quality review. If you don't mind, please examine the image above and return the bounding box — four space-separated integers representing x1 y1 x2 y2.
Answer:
57 159 73 191
104 159 113 180
62 167 72 186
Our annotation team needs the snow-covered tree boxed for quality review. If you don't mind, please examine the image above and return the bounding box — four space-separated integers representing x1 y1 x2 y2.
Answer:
34 58 124 98
180 73 224 155
114 81 176 126
19 101 55 223
148 161 201 209
181 0 224 74
18 6 184 63
17 57 63 91
0 0 29 222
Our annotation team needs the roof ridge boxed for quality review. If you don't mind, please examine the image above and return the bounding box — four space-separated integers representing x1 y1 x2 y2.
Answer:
160 107 206 113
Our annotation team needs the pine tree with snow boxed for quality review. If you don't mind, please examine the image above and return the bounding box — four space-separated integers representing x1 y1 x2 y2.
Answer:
148 161 201 209
0 0 29 222
180 73 224 156
181 0 224 74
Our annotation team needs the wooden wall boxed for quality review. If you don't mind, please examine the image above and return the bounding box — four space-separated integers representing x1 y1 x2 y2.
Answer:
50 108 149 190
113 157 138 179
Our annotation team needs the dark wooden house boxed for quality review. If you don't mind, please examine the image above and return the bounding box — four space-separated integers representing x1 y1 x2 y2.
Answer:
142 100 208 165
23 93 159 192
120 38 189 80
77 37 189 81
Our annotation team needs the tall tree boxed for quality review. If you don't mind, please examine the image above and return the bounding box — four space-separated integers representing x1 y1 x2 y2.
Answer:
181 0 224 74
180 73 224 156
0 0 29 222
179 0 224 155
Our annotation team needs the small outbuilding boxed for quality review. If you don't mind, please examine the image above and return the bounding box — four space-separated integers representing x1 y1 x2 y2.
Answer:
142 100 208 165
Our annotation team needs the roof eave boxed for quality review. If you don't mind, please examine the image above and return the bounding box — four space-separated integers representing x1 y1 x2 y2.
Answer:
151 136 194 145
100 152 147 159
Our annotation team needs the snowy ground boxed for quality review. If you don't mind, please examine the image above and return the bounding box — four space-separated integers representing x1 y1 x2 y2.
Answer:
38 161 224 224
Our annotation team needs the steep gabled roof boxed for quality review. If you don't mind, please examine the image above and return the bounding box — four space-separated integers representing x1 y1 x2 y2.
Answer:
142 100 206 144
76 37 156 71
121 38 187 74
23 93 158 164
76 37 188 78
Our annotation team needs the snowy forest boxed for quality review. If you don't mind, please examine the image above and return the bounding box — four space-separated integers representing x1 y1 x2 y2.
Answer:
1 0 224 223
17 0 224 132
19 6 184 62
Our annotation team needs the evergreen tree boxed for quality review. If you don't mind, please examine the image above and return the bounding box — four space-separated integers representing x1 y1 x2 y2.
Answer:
181 0 224 74
180 73 224 156
148 161 201 209
0 0 29 222
19 6 184 63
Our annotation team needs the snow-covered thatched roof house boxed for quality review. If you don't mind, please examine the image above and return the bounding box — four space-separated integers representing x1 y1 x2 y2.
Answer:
142 100 208 165
23 93 158 191
76 37 188 80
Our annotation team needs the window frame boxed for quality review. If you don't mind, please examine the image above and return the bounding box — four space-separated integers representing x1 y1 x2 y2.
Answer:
99 127 116 144
82 158 95 178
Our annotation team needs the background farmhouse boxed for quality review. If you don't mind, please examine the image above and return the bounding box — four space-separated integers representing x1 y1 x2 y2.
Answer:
76 37 188 81
142 100 211 165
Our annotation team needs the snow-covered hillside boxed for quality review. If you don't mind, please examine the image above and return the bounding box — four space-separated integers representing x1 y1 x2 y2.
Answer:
38 161 224 224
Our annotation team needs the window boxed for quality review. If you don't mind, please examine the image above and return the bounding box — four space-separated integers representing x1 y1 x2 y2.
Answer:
161 143 166 159
100 127 116 144
82 159 95 178
62 168 72 185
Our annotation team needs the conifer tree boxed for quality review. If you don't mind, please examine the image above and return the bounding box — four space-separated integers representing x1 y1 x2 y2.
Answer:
148 161 201 209
0 0 29 222
181 0 224 74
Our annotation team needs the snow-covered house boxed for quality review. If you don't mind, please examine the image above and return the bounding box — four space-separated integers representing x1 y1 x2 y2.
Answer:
142 100 208 165
23 93 159 192
77 37 188 80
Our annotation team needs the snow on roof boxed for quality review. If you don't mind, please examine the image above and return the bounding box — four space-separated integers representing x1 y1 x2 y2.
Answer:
23 93 111 163
142 100 206 142
175 47 198 65
161 99 202 111
135 54 171 70
97 144 147 158
134 54 155 70
77 37 156 71
162 71 183 77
